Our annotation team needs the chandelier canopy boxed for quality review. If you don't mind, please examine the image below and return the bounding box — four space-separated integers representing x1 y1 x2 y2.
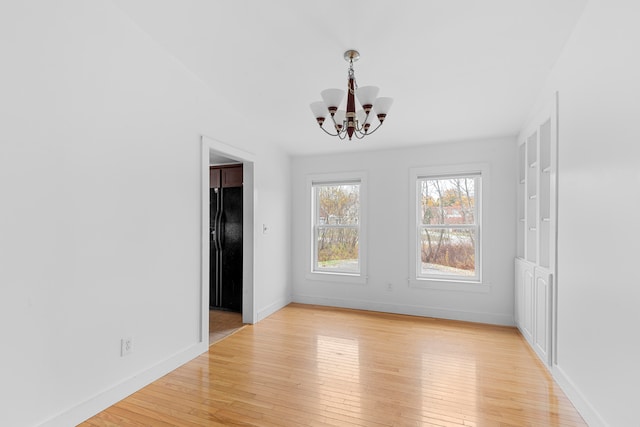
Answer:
310 50 393 141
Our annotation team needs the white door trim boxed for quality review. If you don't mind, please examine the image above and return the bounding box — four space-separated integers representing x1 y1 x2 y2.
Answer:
201 136 256 343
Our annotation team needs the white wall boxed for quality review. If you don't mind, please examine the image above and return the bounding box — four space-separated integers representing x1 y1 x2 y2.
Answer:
528 1 640 425
291 138 517 325
254 153 293 321
0 1 290 426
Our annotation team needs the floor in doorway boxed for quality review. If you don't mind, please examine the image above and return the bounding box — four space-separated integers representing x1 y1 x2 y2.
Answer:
209 309 244 345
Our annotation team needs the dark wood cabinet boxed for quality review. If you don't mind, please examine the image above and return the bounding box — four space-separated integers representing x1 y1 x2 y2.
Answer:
222 165 243 188
209 168 221 188
210 164 243 188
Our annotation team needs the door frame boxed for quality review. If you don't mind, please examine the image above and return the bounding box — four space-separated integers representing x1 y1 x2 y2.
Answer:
200 136 255 343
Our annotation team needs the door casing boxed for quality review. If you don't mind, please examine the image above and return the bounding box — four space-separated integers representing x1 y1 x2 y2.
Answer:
200 136 255 343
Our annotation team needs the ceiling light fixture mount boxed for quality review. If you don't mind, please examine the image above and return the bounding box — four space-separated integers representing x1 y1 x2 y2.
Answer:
310 50 393 141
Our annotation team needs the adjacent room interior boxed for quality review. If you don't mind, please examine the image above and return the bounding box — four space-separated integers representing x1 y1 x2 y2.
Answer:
1 1 638 426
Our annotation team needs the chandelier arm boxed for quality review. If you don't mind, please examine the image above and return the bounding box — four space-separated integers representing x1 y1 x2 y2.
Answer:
328 114 347 136
352 131 367 140
320 115 348 139
353 117 370 133
361 122 384 136
318 126 340 137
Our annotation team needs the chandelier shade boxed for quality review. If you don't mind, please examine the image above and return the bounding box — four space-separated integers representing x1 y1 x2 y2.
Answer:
310 50 393 141
309 101 327 126
355 86 379 111
320 89 345 112
374 97 394 121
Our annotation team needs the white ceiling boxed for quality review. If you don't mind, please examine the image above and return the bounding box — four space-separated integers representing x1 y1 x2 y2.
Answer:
114 0 587 156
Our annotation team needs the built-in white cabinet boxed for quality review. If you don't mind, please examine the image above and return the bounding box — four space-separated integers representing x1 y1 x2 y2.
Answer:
515 94 557 367
515 259 552 365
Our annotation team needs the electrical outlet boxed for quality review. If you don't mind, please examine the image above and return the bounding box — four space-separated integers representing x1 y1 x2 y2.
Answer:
121 337 133 357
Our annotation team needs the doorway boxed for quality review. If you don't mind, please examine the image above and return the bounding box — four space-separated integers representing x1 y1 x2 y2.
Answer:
209 164 243 312
201 136 255 345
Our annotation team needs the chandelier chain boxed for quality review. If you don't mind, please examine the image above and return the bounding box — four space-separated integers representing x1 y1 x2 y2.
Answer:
348 59 358 94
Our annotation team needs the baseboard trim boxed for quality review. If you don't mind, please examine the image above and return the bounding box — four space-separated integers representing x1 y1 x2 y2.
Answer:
551 365 608 427
40 342 208 427
256 297 291 322
291 294 514 326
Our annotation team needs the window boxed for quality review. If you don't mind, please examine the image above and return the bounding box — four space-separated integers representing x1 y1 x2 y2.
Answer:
313 181 360 273
308 172 366 282
410 165 485 286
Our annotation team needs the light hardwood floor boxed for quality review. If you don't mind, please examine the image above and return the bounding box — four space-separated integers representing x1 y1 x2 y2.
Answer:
209 309 244 345
82 304 586 426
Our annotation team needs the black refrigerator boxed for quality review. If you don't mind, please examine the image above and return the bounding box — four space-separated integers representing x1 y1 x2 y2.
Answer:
210 165 243 312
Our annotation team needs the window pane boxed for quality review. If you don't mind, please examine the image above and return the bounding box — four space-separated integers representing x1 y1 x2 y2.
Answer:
316 184 360 226
420 228 476 277
316 227 359 273
419 177 476 225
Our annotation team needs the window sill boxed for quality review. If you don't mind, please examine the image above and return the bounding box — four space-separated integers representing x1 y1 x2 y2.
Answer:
306 271 367 285
409 278 491 293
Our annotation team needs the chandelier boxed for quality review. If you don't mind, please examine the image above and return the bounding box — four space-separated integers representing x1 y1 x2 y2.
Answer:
310 50 393 141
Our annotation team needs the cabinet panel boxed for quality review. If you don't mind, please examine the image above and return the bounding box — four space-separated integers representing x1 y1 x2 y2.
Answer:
209 168 221 188
222 165 243 188
534 267 552 365
522 265 535 342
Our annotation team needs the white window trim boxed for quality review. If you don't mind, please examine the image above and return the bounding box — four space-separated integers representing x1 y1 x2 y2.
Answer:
409 163 490 293
306 171 368 285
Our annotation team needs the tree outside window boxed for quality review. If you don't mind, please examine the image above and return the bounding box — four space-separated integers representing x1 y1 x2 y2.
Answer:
418 175 480 280
313 182 360 274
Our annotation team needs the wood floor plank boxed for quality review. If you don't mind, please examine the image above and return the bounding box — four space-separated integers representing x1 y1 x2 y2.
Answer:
81 303 586 426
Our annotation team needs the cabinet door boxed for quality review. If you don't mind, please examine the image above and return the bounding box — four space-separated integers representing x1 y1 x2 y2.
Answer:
534 267 552 365
209 168 221 188
222 165 243 188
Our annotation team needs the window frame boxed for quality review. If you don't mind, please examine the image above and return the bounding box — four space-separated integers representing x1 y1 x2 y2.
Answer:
306 171 367 284
409 164 490 292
